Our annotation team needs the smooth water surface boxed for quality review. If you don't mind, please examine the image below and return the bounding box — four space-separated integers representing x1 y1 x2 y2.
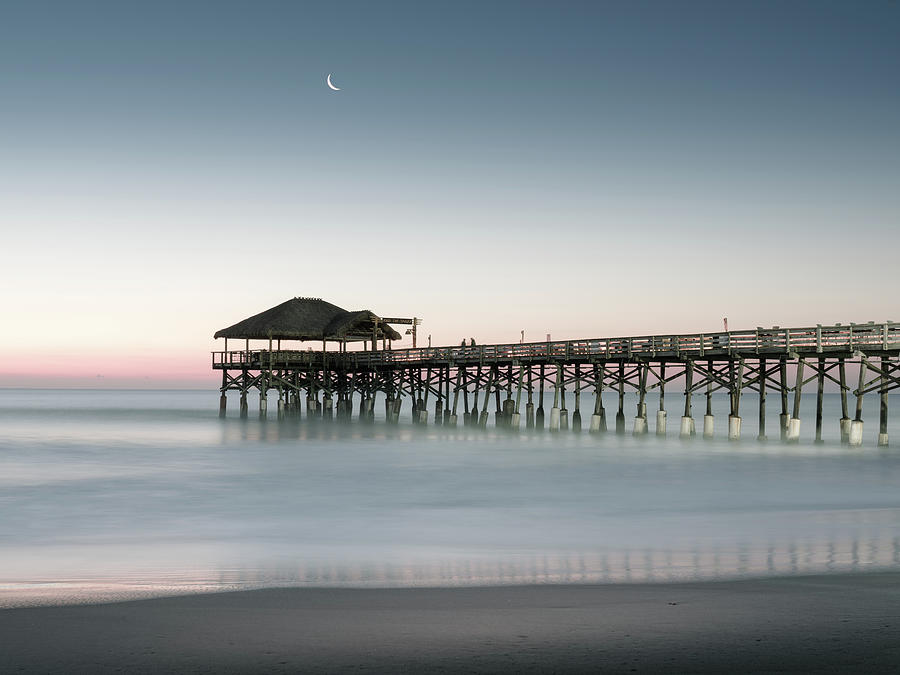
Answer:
1 389 899 606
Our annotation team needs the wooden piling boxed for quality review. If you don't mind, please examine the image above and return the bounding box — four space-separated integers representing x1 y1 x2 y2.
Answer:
526 366 535 429
849 359 867 446
633 362 648 435
550 366 562 432
757 357 766 440
703 359 713 438
787 359 804 442
656 362 666 435
839 358 850 443
616 361 626 434
779 357 789 440
879 356 889 446
591 362 607 433
681 359 694 437
815 357 825 443
728 358 744 440
572 365 582 432
536 364 545 430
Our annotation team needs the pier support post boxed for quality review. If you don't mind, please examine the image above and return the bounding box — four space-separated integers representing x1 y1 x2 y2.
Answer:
572 366 582 432
240 391 248 419
549 406 560 431
616 362 625 434
656 362 666 435
444 366 452 425
536 364 546 430
727 358 743 441
815 357 825 443
525 367 535 429
703 361 713 438
728 415 741 441
633 363 648 435
550 366 561 432
323 394 333 420
591 363 607 433
879 356 889 447
510 365 524 431
849 358 865 446
779 357 789 440
757 357 767 441
478 370 492 429
839 358 851 443
259 392 267 419
219 393 227 418
469 366 480 427
559 370 569 431
277 395 285 420
681 360 694 437
787 360 804 442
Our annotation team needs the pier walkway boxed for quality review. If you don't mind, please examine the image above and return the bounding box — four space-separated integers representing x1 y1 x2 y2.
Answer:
213 321 899 446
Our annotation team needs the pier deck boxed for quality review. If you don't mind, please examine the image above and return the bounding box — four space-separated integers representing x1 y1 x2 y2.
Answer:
212 322 899 446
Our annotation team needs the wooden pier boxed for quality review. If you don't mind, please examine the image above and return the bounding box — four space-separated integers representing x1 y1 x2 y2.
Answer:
213 299 899 446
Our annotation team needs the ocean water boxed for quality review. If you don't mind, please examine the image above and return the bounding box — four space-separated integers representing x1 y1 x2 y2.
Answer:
1 388 899 607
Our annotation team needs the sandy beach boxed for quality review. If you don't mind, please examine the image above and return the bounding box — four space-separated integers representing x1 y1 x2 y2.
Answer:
2 573 899 673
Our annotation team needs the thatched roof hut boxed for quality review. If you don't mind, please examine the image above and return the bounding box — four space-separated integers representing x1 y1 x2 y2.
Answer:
213 297 402 343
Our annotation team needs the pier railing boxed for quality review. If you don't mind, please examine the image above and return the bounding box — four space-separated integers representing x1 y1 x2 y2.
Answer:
212 322 899 369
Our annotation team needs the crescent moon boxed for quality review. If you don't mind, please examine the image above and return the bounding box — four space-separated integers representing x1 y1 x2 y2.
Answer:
326 73 341 91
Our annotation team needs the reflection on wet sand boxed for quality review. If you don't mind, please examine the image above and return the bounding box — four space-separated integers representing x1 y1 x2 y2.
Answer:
4 531 899 608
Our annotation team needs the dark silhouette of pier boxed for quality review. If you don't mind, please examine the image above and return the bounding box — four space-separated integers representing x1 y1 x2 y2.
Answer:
213 299 898 446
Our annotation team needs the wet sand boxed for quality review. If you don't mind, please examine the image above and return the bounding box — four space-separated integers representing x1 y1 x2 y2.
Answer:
2 573 900 673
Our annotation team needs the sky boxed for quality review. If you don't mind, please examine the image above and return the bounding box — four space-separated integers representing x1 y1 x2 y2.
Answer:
1 1 898 387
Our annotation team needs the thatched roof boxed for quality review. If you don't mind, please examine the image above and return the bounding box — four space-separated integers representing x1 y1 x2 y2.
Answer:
213 297 402 342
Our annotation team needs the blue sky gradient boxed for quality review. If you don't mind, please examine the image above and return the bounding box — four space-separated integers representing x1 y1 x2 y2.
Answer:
1 1 898 384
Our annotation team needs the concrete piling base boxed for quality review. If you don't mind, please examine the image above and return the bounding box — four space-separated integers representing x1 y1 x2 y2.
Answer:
259 397 267 418
510 412 521 429
536 407 545 430
728 415 741 441
219 395 227 418
786 417 801 442
656 410 667 435
849 420 863 446
559 408 569 431
703 415 714 438
589 414 603 432
323 397 333 419
277 398 285 420
448 414 458 427
525 403 535 429
632 416 647 435
680 416 694 437
240 395 248 418
878 433 889 447
615 412 625 434
549 407 560 431
840 418 851 444
572 410 581 432
779 413 789 440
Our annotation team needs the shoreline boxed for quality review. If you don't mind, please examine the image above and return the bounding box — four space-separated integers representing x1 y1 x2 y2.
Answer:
3 572 900 673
